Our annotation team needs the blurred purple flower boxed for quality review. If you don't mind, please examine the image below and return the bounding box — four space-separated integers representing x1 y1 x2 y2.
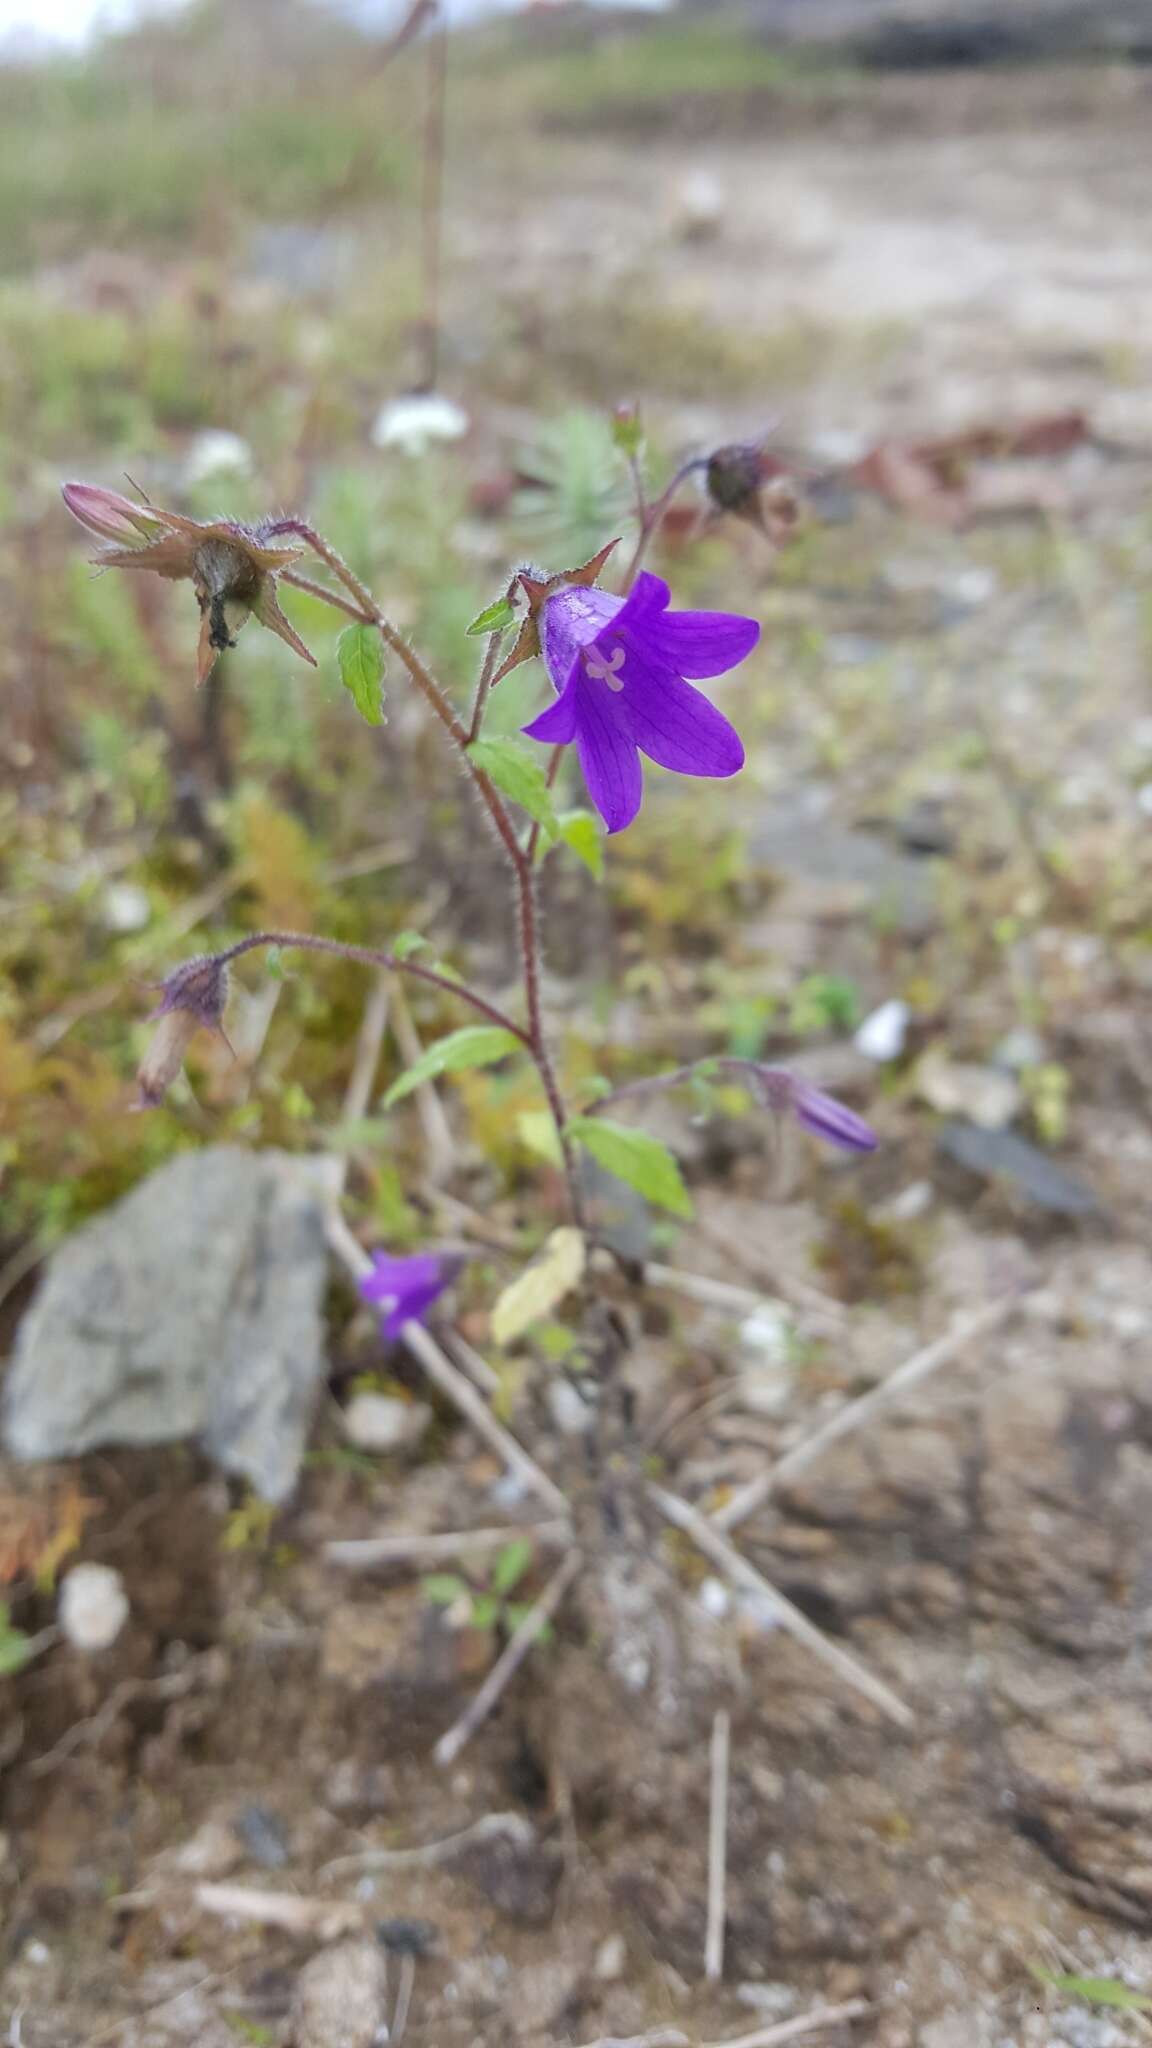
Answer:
756 1066 877 1155
521 570 758 834
360 1250 459 1339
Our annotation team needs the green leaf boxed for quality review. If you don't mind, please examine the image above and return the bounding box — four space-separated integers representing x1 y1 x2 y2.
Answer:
336 622 387 726
517 1109 563 1167
391 929 427 961
491 1537 533 1598
424 1574 469 1606
1029 1968 1152 2012
567 1115 693 1218
471 1595 500 1630
466 597 517 638
556 808 604 879
383 1024 522 1108
0 1628 34 1676
467 737 558 840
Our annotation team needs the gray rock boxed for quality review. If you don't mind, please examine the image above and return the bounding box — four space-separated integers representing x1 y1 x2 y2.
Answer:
938 1122 1101 1218
3 1147 337 1502
290 1938 389 2048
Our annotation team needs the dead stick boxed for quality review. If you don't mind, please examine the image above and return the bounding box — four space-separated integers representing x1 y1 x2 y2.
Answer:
648 1485 913 1730
433 1548 584 1766
713 1295 1020 1535
704 1706 731 1982
701 2000 873 2048
325 1521 570 1570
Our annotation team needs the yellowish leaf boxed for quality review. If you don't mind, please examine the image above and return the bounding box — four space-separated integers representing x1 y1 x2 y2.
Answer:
491 1227 586 1348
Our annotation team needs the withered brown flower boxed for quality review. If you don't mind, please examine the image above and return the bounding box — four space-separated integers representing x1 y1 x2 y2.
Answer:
62 482 317 685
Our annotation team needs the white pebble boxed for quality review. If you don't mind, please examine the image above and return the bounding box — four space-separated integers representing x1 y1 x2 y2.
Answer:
101 882 152 934
182 430 253 485
594 1933 627 1981
371 392 469 456
342 1392 431 1455
854 998 910 1063
58 1563 129 1654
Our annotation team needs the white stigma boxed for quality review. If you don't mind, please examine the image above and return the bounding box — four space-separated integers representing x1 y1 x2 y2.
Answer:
584 643 626 692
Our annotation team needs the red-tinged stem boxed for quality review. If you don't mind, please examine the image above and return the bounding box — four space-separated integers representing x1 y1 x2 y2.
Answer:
467 626 505 744
217 930 530 1044
271 530 586 1227
619 456 707 592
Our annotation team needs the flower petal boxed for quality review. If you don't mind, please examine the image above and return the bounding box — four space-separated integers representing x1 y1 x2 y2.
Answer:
613 638 745 778
523 677 579 744
572 680 643 834
540 583 623 694
652 606 760 678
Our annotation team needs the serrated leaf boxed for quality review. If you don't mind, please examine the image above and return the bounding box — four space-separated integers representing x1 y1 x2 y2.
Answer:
517 1109 563 1167
336 622 387 726
1028 1968 1152 2012
383 1024 522 1108
491 1227 586 1347
567 1115 692 1218
467 737 558 840
556 808 604 879
491 1537 533 1597
391 929 427 961
467 597 517 638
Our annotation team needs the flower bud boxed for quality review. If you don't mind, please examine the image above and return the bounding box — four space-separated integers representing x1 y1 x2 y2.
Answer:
754 1066 877 1154
705 441 801 542
136 954 230 1108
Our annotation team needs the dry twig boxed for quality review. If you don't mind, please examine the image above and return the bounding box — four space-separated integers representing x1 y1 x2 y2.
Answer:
322 1809 535 1879
713 1295 1020 1534
704 1707 731 1982
390 976 456 1183
648 1486 913 1730
701 1999 873 2047
433 1547 584 1766
325 1519 570 1571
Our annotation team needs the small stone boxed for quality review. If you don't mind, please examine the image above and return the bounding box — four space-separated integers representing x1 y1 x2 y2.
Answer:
993 1027 1047 1071
291 1939 388 2048
737 1302 795 1415
101 882 151 933
325 1760 396 1818
594 1933 627 1981
234 1803 290 1870
547 1377 595 1437
915 1051 1021 1130
377 1917 438 1956
182 430 253 485
854 999 910 1063
341 1392 431 1456
672 168 726 242
698 1576 731 1619
58 1563 129 1653
169 1818 243 1878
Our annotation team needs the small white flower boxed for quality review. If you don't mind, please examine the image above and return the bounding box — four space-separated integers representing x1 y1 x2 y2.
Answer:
182 430 254 487
371 392 469 457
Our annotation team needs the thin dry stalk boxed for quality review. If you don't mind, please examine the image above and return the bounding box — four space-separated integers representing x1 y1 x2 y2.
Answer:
642 1262 774 1316
325 1520 570 1570
444 1327 503 1396
704 1707 731 1982
391 1951 417 2044
193 1883 363 1940
389 976 456 1182
713 1295 1020 1535
342 969 391 1124
701 1998 873 2048
648 1486 913 1730
322 1808 534 1878
325 1210 571 1517
433 1547 584 1766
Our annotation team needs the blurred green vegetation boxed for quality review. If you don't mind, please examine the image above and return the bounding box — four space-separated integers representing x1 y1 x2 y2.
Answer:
1 0 1148 1273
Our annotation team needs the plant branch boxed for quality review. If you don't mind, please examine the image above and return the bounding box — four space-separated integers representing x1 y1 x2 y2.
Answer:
217 930 529 1043
620 456 706 591
433 1547 584 1766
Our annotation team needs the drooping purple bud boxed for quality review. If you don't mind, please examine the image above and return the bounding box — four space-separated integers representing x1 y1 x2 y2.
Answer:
62 481 162 546
754 1066 878 1155
136 954 231 1108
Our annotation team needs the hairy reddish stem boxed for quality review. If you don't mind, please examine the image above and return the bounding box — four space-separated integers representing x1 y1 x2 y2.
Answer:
619 456 706 592
273 527 585 1227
